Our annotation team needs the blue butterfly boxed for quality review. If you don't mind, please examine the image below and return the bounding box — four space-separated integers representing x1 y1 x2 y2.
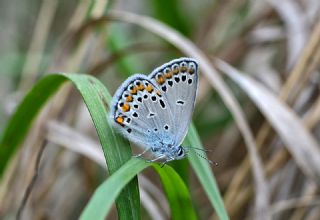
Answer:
110 58 202 165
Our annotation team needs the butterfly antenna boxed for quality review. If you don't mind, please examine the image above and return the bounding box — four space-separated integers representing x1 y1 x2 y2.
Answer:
192 150 218 166
185 146 213 153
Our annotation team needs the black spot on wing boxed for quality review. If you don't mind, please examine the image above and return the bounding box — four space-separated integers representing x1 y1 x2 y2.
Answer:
159 99 166 108
176 100 185 105
148 112 155 118
151 96 156 101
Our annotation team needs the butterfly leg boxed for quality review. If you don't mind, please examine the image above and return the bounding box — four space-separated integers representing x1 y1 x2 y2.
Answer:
160 157 174 167
133 148 151 159
147 154 166 163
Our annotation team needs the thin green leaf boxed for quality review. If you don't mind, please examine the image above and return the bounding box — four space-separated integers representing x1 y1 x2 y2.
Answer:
153 165 197 220
80 158 149 220
0 75 66 175
185 123 229 220
81 158 198 220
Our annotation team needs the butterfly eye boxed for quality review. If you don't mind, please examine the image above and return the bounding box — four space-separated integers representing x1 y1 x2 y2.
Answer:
178 147 184 157
180 62 188 72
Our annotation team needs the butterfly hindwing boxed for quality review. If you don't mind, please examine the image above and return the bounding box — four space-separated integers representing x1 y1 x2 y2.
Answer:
110 74 175 150
149 57 199 145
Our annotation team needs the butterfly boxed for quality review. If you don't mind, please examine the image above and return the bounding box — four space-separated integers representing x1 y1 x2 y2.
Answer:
110 57 203 165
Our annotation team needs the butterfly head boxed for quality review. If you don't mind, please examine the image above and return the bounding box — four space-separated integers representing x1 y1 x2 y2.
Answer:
170 145 188 160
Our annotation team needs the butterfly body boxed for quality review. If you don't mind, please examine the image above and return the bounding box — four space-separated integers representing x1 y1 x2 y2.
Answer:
110 57 198 163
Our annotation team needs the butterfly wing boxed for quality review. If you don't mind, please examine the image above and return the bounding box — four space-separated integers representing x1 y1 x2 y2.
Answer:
149 57 199 146
110 74 175 150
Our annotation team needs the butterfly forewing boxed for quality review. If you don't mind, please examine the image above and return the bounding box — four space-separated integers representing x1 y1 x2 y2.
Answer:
110 74 175 150
149 58 199 145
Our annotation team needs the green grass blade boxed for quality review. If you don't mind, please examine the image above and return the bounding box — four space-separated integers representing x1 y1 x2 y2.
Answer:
186 123 229 220
81 157 197 220
0 73 140 219
153 165 197 220
80 158 149 220
64 74 140 220
0 75 66 175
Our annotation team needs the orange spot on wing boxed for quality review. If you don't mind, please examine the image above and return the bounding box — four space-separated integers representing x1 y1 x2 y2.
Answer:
122 103 130 112
137 84 145 91
130 86 137 94
173 67 179 75
181 66 187 72
165 71 172 79
126 95 133 102
156 75 165 85
188 67 195 74
115 116 124 124
146 85 154 93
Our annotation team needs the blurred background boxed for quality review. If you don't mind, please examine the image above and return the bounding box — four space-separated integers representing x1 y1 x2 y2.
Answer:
1 0 320 219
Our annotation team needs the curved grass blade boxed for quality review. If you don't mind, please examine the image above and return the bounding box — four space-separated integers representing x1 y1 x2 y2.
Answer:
81 157 197 220
185 124 229 220
80 158 149 220
0 73 140 219
153 165 197 220
0 75 65 175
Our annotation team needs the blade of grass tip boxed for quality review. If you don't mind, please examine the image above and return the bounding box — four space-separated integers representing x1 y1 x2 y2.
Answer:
106 10 267 219
216 59 320 182
0 73 140 219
